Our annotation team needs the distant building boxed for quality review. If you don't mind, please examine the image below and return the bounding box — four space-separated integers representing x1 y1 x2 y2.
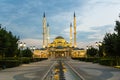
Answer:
33 12 86 59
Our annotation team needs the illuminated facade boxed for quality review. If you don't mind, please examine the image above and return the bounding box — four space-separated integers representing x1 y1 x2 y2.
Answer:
47 36 86 58
48 36 71 58
33 36 86 59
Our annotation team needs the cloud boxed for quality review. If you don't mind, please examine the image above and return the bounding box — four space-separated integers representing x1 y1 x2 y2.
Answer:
76 0 120 29
77 41 98 49
21 38 42 48
0 0 120 49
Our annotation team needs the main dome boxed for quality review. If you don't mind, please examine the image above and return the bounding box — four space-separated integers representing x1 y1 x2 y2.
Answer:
55 36 64 39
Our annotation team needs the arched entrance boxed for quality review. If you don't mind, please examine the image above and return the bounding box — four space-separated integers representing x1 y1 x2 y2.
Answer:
55 51 66 58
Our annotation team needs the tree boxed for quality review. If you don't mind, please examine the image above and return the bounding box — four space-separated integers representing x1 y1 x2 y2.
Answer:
103 15 120 65
103 15 120 57
103 33 115 56
114 20 120 36
114 19 120 57
22 48 33 57
86 47 98 57
0 25 19 57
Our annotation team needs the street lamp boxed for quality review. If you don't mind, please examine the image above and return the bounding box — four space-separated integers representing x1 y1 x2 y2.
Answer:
86 46 92 50
19 42 26 49
95 42 102 47
30 46 36 55
95 41 103 57
86 46 92 58
18 42 26 64
30 46 36 60
30 46 36 52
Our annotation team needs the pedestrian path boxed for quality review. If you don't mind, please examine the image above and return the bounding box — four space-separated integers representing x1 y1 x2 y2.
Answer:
68 60 120 80
64 64 82 80
0 60 54 80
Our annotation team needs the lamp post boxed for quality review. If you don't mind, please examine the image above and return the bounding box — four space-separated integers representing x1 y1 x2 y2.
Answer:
30 46 35 60
86 46 89 58
30 46 36 52
95 41 103 57
19 42 26 64
86 46 92 58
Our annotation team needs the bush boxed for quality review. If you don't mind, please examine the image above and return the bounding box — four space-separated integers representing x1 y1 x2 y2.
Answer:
71 57 99 62
71 58 80 60
32 58 48 62
85 57 94 62
84 57 99 63
21 57 31 64
0 60 20 68
4 57 19 60
99 59 116 66
41 58 48 61
79 58 86 61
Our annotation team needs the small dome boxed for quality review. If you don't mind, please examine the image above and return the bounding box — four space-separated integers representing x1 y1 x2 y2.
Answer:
73 47 80 50
56 46 63 49
55 36 64 39
40 48 46 50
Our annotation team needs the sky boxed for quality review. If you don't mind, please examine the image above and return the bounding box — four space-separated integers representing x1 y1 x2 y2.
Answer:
0 0 120 49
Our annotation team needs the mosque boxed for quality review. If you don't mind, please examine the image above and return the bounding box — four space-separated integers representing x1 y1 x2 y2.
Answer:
33 13 86 59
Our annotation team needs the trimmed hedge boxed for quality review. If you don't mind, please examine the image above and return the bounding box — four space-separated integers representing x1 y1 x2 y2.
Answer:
71 58 80 60
71 57 120 66
32 58 48 62
99 59 116 66
0 57 48 69
0 60 20 68
79 58 86 61
85 57 100 63
21 57 31 64
72 57 100 63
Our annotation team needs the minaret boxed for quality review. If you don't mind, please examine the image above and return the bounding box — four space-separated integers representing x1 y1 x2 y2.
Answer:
47 23 50 47
73 12 77 47
42 12 46 48
70 23 72 47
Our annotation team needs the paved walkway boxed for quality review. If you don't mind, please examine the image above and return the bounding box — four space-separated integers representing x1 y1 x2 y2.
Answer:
68 60 120 80
64 63 82 80
0 60 54 80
